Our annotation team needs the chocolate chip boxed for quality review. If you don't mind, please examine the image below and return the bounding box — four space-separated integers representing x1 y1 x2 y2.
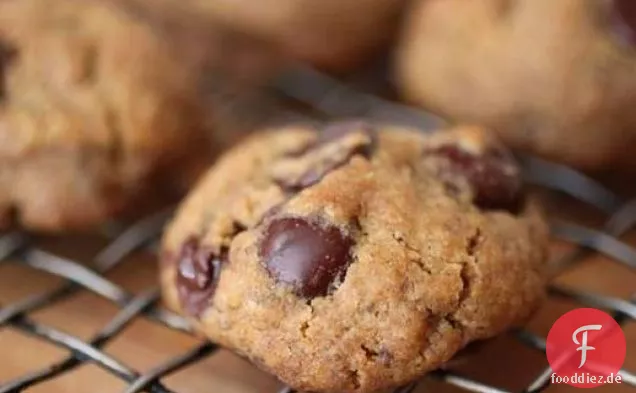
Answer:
259 217 354 298
280 153 359 192
277 122 376 192
613 0 636 45
176 237 226 317
429 145 523 213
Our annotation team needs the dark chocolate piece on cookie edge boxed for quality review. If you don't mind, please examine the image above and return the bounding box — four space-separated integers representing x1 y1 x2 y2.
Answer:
427 144 524 213
176 237 226 317
278 121 377 192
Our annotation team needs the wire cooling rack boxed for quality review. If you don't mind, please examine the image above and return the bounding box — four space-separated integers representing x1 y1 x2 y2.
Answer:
0 66 635 393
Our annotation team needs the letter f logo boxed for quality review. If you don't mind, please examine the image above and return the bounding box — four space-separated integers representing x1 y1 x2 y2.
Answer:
572 325 602 368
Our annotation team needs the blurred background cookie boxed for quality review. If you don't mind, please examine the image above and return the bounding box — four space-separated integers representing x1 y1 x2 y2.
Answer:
395 0 636 171
175 0 408 72
0 0 278 231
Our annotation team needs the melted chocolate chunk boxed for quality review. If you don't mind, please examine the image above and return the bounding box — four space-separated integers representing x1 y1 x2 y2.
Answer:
278 121 376 192
430 145 523 213
259 217 354 298
176 237 226 317
613 0 636 45
284 153 358 191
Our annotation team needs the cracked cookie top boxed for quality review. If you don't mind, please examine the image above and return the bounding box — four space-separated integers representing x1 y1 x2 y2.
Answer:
160 122 548 393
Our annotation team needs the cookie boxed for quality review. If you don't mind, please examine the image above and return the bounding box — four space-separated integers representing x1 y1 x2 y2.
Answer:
395 0 636 170
177 0 407 72
160 121 548 393
0 0 222 231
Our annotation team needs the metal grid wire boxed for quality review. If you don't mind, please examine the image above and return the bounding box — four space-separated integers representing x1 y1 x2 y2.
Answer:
0 66 635 393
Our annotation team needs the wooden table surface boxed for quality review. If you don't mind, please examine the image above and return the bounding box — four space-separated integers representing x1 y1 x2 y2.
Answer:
0 192 634 393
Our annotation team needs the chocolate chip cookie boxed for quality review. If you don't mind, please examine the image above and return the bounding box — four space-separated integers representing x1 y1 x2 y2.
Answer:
160 122 548 392
396 0 636 170
179 0 407 71
0 0 221 231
